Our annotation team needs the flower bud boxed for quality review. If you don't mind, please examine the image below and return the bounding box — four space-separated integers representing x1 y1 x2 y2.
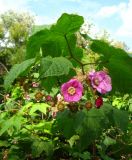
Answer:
85 101 92 110
35 92 43 102
57 103 65 111
67 103 78 112
95 97 103 108
32 82 39 88
45 95 52 101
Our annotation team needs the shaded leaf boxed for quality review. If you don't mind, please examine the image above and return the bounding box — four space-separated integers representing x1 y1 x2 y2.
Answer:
90 40 132 93
112 108 129 132
103 136 116 146
32 140 53 158
4 58 35 90
40 57 73 77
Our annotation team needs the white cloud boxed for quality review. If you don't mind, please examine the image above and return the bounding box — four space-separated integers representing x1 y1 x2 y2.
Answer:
35 15 57 25
96 0 132 50
97 6 118 18
116 0 132 37
97 2 126 18
0 0 31 13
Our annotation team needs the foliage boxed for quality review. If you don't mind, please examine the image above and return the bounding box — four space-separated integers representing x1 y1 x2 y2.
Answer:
4 58 35 90
0 10 34 66
0 13 132 160
90 40 132 93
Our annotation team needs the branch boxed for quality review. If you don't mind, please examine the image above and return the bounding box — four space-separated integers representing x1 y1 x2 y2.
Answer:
64 35 85 74
0 62 9 73
83 60 109 66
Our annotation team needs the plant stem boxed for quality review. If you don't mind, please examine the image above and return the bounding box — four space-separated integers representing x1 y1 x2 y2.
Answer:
83 60 109 66
0 62 9 73
64 35 109 75
64 34 85 75
92 141 96 160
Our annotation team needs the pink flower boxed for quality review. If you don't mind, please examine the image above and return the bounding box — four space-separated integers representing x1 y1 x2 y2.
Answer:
57 93 63 102
89 70 112 94
95 96 103 108
24 94 30 101
61 79 83 102
45 95 52 101
32 82 39 88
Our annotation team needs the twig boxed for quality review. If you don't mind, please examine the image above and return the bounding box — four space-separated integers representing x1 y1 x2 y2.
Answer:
64 34 85 75
0 62 9 73
83 60 109 66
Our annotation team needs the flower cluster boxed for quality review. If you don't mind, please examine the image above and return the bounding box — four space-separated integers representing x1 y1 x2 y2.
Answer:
60 70 112 110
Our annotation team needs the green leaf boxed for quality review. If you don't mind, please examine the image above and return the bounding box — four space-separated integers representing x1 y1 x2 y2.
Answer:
0 114 25 136
40 56 73 77
26 14 84 59
103 136 116 146
107 52 132 93
0 140 9 147
90 40 114 61
101 103 129 131
26 29 50 59
55 110 84 138
4 58 35 90
41 77 58 92
32 140 53 158
41 36 66 57
112 108 129 132
80 152 91 160
20 102 34 114
68 135 79 147
29 103 50 116
32 141 45 157
51 13 84 35
77 108 107 149
26 29 66 59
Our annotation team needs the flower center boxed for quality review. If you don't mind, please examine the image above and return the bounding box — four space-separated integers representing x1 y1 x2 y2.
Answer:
94 78 99 86
68 87 76 95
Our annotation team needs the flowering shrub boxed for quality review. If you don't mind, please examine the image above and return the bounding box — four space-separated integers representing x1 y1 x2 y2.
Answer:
0 13 131 160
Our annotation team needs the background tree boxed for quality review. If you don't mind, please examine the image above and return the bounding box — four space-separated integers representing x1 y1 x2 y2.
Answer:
0 10 34 68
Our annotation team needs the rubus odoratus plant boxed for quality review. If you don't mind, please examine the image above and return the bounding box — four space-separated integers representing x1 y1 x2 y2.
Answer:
0 13 132 160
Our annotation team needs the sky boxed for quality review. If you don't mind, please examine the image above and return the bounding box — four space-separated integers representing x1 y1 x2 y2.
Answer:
0 0 132 50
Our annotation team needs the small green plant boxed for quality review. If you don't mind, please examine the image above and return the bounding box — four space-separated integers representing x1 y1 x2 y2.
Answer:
0 13 132 160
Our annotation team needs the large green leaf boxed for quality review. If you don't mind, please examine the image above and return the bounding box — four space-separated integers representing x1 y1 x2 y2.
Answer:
90 40 132 93
107 52 132 93
0 114 25 136
112 108 129 132
101 103 129 132
90 40 115 61
77 108 108 149
103 136 116 146
26 29 49 59
55 110 85 138
40 56 73 77
29 103 50 116
32 140 53 158
51 13 84 35
4 58 35 90
26 29 66 59
26 14 84 59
